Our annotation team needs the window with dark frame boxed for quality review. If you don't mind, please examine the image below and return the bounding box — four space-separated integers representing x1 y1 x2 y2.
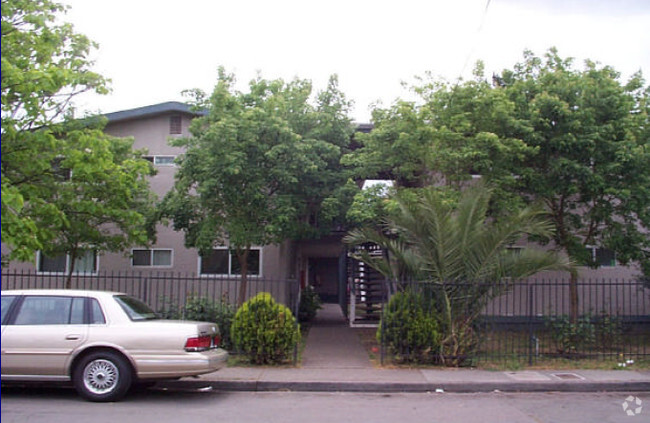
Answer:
37 251 97 274
142 155 176 166
583 246 617 267
200 249 261 276
132 249 172 267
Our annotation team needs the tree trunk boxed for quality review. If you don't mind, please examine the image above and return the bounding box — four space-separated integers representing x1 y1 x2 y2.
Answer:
65 248 77 289
236 248 250 306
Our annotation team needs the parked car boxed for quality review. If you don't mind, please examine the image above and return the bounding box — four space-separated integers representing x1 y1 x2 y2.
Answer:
0 289 228 402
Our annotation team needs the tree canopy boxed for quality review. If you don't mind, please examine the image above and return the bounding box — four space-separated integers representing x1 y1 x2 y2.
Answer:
347 50 649 273
161 69 354 304
345 48 649 320
2 0 155 267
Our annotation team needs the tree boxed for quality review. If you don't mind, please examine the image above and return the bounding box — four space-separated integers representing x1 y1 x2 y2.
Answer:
32 122 156 287
350 49 649 322
343 62 535 213
498 49 650 321
2 0 108 261
162 69 354 305
344 185 570 365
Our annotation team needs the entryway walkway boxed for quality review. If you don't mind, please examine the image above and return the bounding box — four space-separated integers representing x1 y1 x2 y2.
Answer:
301 303 373 369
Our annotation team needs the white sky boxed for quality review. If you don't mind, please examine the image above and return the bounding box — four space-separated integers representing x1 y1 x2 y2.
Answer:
64 0 650 123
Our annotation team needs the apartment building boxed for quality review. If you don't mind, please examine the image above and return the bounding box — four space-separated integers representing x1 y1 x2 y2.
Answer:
4 102 641 311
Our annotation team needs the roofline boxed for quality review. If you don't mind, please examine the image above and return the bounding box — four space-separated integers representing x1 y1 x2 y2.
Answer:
103 101 373 131
103 101 205 123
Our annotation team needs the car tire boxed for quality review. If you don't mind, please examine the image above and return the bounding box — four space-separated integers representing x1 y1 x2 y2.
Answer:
73 351 132 402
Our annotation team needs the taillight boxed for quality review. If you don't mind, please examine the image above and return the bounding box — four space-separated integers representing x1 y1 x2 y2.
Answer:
184 335 220 352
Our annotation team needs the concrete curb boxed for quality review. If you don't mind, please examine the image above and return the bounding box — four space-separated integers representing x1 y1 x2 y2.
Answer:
159 379 650 394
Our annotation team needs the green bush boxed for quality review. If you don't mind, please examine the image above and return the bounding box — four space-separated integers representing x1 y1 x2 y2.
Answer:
545 314 596 355
231 292 300 364
158 296 235 351
298 285 322 322
377 290 441 363
595 312 623 348
182 296 235 351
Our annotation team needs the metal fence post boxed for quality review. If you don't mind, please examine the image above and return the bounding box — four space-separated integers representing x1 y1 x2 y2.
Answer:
528 283 535 366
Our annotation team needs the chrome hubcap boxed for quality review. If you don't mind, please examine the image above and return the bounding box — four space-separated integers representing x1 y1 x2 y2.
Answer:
83 359 119 394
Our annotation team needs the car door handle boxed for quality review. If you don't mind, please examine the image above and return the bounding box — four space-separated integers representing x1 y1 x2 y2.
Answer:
66 334 81 340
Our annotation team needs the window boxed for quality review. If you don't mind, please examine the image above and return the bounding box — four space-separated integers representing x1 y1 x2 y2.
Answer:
114 295 158 321
1 296 17 323
132 249 172 267
37 250 98 274
169 115 182 134
584 246 617 267
14 296 85 325
506 246 523 255
200 248 261 276
90 298 106 324
143 155 176 166
594 247 616 267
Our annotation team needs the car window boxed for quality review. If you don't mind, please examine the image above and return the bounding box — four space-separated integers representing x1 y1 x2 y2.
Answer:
14 296 75 325
114 295 158 321
70 297 85 324
1 295 17 324
90 298 106 324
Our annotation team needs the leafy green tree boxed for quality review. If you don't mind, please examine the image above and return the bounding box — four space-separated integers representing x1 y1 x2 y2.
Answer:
498 49 650 321
33 123 156 287
350 49 649 322
345 185 570 365
162 69 354 305
343 63 535 213
2 0 108 261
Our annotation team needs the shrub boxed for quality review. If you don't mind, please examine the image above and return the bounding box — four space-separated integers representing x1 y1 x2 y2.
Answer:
231 292 300 364
298 285 322 322
377 290 441 363
595 312 623 348
182 296 236 351
158 296 235 351
545 314 596 355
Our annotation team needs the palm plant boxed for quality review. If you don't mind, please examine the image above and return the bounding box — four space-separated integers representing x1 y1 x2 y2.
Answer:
344 185 573 365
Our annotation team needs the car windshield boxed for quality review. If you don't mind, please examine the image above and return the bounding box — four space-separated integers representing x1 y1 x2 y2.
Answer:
114 295 158 321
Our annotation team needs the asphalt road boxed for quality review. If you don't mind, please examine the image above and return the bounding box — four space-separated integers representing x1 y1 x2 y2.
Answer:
1 385 647 423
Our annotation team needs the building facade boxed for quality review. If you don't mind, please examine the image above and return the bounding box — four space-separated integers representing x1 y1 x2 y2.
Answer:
4 102 642 311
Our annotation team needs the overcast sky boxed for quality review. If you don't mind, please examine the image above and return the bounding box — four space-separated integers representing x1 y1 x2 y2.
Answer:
64 0 650 123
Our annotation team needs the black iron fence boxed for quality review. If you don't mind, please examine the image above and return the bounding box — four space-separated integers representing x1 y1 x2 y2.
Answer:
379 278 650 365
1 270 301 319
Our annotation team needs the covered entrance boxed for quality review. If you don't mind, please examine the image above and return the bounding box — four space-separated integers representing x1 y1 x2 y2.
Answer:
308 257 339 303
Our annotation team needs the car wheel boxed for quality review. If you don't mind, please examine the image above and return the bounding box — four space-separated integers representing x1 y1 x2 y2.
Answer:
73 351 132 402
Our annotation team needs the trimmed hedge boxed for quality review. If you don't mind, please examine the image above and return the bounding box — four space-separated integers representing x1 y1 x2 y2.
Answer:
231 292 299 364
378 289 441 363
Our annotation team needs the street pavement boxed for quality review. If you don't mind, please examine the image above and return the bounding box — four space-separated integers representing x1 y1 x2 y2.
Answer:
163 303 650 393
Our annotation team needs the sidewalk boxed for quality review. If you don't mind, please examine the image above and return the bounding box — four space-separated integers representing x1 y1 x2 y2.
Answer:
163 304 650 393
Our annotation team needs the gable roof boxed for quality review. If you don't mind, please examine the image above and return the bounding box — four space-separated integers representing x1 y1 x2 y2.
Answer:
103 101 204 123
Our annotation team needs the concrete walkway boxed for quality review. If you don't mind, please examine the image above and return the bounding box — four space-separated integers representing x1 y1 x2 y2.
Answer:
301 303 372 369
162 304 650 393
